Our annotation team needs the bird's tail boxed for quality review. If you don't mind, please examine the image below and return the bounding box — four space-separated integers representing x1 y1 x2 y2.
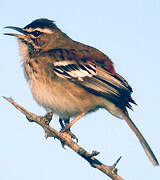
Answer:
117 107 159 166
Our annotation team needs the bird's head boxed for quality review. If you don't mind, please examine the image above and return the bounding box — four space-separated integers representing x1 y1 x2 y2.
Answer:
4 18 70 56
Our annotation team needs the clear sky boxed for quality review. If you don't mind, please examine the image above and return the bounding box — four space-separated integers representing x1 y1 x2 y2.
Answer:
1 1 160 179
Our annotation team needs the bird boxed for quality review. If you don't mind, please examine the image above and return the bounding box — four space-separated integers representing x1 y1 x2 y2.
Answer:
4 18 159 166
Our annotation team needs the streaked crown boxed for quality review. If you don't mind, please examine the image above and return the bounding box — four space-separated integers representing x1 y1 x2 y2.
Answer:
4 18 69 55
24 18 57 30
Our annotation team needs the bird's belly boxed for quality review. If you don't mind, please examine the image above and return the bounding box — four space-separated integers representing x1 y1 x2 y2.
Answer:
28 78 102 119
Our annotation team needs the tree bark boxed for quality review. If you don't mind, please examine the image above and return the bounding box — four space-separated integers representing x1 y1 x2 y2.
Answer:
4 97 124 180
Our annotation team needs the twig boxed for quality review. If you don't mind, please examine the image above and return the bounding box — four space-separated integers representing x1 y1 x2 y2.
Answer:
4 97 124 180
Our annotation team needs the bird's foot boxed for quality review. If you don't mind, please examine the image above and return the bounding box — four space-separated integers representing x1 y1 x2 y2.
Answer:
60 128 78 148
59 118 78 147
60 127 79 142
66 130 78 143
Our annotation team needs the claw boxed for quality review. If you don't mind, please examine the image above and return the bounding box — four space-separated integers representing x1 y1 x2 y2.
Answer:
66 131 78 143
59 129 79 148
60 140 66 149
70 132 78 143
60 127 79 143
59 118 78 146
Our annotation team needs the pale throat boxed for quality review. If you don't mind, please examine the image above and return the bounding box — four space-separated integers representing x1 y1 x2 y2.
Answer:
17 39 29 59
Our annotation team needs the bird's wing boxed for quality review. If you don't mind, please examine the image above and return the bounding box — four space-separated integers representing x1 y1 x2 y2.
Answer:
48 50 136 110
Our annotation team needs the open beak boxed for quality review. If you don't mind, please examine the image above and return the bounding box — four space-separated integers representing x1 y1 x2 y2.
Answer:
4 26 27 38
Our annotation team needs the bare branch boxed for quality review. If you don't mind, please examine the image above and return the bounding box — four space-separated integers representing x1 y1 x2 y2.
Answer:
4 97 124 180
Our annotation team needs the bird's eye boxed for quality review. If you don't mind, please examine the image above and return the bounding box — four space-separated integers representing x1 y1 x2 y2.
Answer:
31 30 42 37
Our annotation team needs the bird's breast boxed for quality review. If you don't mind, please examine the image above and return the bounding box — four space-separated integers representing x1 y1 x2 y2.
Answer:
23 59 105 119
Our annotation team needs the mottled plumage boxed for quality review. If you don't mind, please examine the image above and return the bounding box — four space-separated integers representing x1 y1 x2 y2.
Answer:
5 18 159 166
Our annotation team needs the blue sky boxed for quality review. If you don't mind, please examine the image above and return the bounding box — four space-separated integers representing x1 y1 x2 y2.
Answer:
1 1 160 179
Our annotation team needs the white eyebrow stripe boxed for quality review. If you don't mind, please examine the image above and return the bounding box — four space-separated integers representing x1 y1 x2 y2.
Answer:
25 27 53 34
35 28 53 34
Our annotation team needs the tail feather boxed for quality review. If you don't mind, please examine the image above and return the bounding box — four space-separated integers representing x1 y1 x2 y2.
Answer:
117 108 159 166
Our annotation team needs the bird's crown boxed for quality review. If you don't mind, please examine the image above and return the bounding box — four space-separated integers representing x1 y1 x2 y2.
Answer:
24 18 57 30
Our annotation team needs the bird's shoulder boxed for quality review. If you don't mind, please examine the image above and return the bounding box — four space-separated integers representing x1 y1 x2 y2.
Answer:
38 42 116 74
36 46 132 91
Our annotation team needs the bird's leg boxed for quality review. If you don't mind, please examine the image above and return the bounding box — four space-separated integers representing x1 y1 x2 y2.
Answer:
59 118 78 144
61 111 86 132
64 119 70 126
64 119 78 142
59 118 65 129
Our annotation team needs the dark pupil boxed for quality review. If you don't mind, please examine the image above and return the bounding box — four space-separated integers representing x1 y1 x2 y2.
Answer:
32 30 42 37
